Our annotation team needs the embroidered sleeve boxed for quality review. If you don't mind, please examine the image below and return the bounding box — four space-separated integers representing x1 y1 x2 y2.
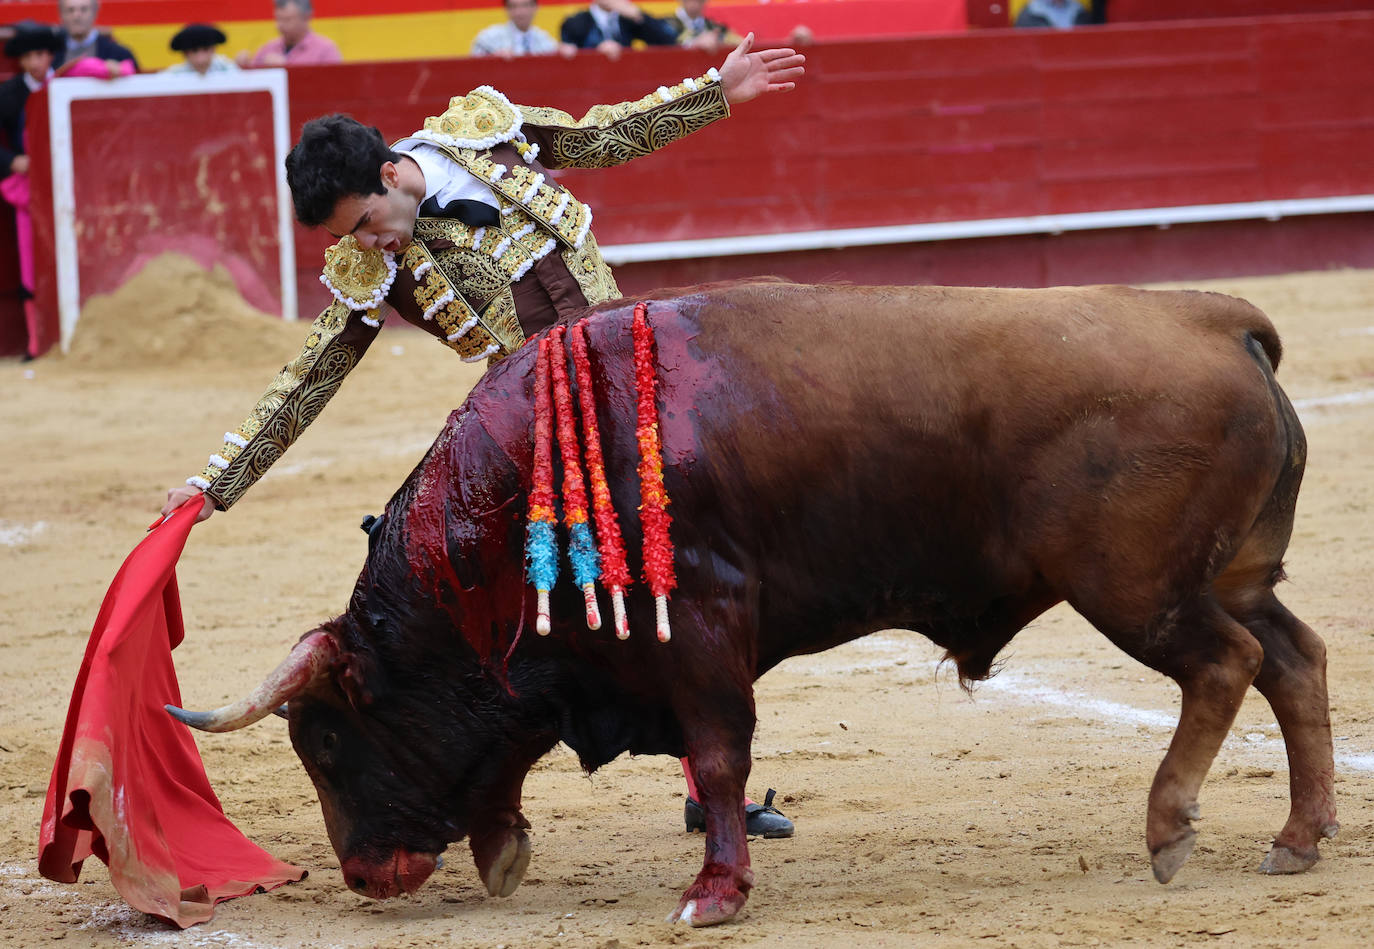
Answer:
516 69 730 170
186 301 382 511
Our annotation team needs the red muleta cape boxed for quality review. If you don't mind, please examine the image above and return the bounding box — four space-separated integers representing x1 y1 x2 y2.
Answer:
38 497 304 927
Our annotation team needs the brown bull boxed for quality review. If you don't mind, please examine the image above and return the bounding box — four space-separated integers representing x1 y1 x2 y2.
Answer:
172 282 1336 927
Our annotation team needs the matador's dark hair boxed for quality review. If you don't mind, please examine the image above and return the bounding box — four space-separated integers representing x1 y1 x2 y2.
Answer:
285 114 399 227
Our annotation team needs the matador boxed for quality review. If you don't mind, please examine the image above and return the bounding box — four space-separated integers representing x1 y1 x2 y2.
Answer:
163 36 805 839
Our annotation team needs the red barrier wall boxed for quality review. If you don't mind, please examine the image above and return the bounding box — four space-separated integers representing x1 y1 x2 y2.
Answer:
1109 1 1374 23
277 12 1374 317
0 201 25 356
965 1 1374 29
14 12 1374 353
69 91 285 315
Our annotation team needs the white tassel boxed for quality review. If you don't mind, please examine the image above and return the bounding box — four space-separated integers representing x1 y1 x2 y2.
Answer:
582 584 601 630
521 174 545 204
461 342 501 363
536 589 551 635
446 313 479 341
655 596 671 643
612 589 628 640
548 191 571 226
573 204 593 250
422 289 454 321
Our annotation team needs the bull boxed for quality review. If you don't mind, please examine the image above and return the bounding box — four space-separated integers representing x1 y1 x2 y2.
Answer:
171 282 1337 927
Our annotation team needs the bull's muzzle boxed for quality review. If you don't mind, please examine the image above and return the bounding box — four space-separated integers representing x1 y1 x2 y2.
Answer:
165 630 337 732
340 850 440 899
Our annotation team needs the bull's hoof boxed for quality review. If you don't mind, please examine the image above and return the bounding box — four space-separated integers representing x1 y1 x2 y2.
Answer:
1150 827 1196 884
668 891 746 928
474 829 532 898
667 865 753 927
1259 843 1319 875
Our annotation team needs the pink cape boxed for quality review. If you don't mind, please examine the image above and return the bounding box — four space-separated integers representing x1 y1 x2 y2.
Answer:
37 497 305 928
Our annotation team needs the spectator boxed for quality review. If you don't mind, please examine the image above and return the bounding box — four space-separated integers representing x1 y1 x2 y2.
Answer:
241 0 342 67
54 0 138 71
1014 0 1092 29
664 0 738 53
471 0 574 59
165 24 238 75
560 0 678 60
0 23 62 360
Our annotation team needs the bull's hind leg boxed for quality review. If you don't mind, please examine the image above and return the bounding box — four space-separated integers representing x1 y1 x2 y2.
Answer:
1087 597 1264 883
1218 589 1338 873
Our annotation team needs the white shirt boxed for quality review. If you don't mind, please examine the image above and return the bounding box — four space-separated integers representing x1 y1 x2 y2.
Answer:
392 140 501 213
163 54 239 75
588 5 623 43
470 22 559 57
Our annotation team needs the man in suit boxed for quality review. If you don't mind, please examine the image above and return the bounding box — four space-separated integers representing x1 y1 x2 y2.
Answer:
665 0 738 53
54 0 138 71
560 0 678 60
471 0 575 59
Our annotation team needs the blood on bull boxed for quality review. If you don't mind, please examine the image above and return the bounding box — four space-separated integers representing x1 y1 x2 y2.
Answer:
172 282 1337 927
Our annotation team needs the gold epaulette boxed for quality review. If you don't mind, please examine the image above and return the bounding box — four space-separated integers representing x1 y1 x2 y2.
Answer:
410 85 524 151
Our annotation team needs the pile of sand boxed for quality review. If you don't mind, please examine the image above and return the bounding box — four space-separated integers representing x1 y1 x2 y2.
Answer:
63 253 307 371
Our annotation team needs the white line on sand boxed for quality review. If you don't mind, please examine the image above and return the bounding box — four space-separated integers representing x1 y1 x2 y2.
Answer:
784 635 1374 772
1293 389 1374 412
0 520 47 547
0 862 285 948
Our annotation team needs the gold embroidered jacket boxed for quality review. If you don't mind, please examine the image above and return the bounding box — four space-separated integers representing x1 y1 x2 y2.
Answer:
189 71 729 511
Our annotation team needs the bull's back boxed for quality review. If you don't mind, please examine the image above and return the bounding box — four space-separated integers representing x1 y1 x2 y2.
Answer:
675 283 1279 488
644 282 1290 654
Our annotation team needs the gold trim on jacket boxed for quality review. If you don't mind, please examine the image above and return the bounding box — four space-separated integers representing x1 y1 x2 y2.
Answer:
187 71 728 510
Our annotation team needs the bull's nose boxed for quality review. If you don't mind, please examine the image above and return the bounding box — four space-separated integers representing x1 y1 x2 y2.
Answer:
340 856 400 899
340 851 438 900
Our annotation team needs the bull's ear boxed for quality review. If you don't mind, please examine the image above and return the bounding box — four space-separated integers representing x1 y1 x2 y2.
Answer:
338 653 375 710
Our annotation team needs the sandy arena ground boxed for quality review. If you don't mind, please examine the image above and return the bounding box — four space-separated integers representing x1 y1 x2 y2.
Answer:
2 260 1373 948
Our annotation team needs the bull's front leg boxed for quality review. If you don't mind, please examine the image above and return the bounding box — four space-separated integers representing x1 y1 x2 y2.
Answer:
670 715 756 926
469 805 532 898
466 755 538 898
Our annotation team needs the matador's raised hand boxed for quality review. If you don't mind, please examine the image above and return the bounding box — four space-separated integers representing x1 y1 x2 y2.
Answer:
718 33 806 105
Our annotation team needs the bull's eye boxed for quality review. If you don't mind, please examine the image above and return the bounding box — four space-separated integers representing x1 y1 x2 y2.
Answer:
321 731 338 752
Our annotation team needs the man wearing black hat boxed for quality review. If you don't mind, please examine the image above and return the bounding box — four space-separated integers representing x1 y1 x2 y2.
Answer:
166 24 237 75
0 23 64 359
0 24 63 175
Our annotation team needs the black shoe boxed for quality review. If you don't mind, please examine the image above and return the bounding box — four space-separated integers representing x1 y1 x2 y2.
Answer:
683 789 795 838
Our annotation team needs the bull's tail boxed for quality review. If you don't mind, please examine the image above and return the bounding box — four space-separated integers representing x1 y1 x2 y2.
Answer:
1185 290 1283 371
1249 320 1283 373
1208 330 1306 610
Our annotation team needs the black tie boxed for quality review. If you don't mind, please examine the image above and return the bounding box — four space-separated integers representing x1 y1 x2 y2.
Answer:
418 195 501 228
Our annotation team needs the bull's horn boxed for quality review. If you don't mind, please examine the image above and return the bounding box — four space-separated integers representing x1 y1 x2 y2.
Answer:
166 630 337 733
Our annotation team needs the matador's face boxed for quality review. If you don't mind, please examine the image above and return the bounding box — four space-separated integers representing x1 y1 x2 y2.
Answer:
322 162 421 255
